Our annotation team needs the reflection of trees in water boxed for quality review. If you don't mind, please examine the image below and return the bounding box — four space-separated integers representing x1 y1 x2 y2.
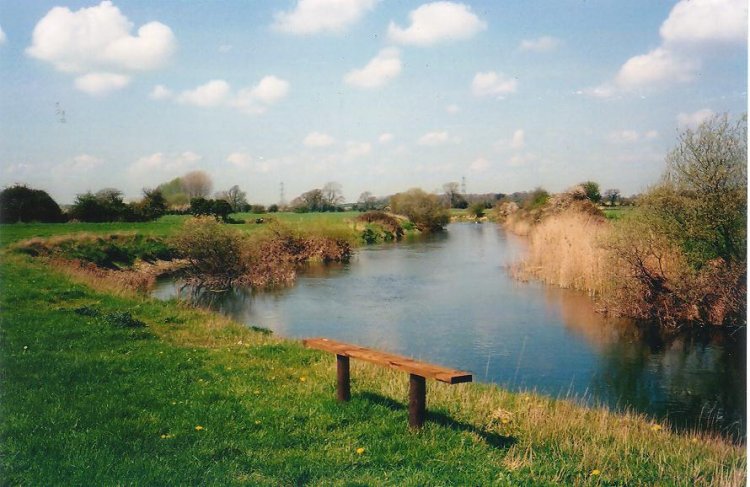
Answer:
543 285 746 441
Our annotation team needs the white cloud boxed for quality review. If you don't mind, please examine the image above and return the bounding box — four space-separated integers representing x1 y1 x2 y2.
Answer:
226 152 275 173
233 75 290 113
388 2 486 46
471 71 518 98
344 48 401 89
608 130 641 143
510 129 525 150
660 0 747 45
614 47 697 90
74 72 131 96
129 151 201 180
149 84 173 100
26 1 175 73
417 131 460 146
378 133 394 144
519 36 560 52
677 108 715 129
55 154 103 173
344 141 372 159
507 153 536 167
644 130 659 140
445 104 460 114
304 131 336 147
587 0 745 96
0 25 6 46
469 157 489 172
273 0 377 35
177 80 231 107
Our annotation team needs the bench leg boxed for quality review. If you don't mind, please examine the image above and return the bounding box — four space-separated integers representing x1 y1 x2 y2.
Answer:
408 374 426 429
336 354 350 402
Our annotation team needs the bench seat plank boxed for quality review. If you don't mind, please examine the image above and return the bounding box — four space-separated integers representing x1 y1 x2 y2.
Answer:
303 337 472 384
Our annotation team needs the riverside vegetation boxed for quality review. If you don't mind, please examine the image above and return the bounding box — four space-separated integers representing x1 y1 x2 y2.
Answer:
1 219 746 485
503 115 746 328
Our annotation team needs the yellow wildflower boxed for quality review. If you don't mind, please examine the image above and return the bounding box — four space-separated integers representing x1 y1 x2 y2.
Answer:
356 448 365 455
160 433 174 439
300 377 307 382
195 425 204 431
254 420 261 425
650 424 662 432
590 469 601 476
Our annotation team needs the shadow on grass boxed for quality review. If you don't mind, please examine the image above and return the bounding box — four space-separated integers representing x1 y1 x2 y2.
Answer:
357 391 517 449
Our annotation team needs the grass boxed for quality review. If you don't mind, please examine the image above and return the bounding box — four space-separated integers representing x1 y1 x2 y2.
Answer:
0 247 745 485
603 206 634 220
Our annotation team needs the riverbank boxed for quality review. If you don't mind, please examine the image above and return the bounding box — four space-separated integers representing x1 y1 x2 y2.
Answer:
1 246 745 484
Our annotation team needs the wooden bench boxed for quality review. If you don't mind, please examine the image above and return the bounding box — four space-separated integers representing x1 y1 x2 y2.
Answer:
303 337 472 428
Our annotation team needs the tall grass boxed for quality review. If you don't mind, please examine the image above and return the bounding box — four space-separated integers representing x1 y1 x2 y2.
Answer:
514 210 613 297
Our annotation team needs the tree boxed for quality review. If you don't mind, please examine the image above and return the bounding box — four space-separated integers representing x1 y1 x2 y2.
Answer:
603 188 621 206
443 181 467 208
649 114 747 266
580 181 601 203
157 177 189 206
180 171 213 199
291 188 325 212
390 188 450 232
216 185 247 212
357 191 378 211
0 184 64 223
322 181 344 209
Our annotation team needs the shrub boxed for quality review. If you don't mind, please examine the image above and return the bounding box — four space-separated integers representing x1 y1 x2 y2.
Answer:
69 189 136 222
171 217 247 286
251 204 266 214
469 202 486 218
389 188 449 232
580 181 602 203
268 204 279 213
0 184 64 223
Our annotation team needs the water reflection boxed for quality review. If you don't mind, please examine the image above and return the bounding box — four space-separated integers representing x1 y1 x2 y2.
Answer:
154 223 745 441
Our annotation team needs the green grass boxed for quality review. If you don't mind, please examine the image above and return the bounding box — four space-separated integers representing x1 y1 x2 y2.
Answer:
0 212 363 249
602 206 634 220
0 217 744 483
0 251 745 485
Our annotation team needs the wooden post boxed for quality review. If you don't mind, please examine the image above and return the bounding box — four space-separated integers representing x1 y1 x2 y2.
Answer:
408 374 426 429
336 354 350 402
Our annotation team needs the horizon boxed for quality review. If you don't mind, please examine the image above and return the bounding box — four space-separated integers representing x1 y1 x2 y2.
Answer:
0 0 746 205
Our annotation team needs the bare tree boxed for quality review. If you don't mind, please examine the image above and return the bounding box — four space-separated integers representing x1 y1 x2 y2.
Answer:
603 188 621 206
322 181 344 208
216 185 247 212
442 181 466 208
358 191 377 211
180 171 213 199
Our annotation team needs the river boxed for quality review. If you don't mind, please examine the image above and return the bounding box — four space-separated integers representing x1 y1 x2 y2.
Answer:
154 222 746 441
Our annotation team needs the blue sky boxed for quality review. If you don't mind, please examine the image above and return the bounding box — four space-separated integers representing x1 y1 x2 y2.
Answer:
0 0 746 204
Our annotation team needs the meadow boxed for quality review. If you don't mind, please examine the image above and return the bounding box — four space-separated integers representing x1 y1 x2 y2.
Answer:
0 214 745 485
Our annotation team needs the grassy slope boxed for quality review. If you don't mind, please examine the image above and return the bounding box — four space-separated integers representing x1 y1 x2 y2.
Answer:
0 218 746 485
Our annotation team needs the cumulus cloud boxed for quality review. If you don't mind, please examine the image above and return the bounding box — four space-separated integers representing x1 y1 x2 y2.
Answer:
510 129 525 150
469 157 489 172
55 154 103 173
607 129 661 143
471 71 518 98
378 133 394 144
519 36 560 52
344 48 401 89
660 0 747 45
304 131 336 147
588 0 746 96
388 2 486 46
26 1 175 95
163 76 289 113
0 25 6 46
129 151 201 180
677 108 715 129
177 80 231 107
226 152 275 173
417 131 460 146
273 0 377 35
233 75 290 113
149 84 173 100
74 72 131 96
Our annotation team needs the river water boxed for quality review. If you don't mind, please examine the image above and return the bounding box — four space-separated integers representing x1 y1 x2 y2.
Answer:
154 223 745 441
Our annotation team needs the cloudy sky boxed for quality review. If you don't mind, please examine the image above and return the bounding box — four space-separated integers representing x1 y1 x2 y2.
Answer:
0 0 746 204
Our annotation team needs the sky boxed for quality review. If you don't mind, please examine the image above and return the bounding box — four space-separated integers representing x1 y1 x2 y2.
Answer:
0 0 747 205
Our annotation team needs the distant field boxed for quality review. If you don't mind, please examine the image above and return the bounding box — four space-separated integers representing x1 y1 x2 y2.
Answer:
602 206 634 220
0 212 362 248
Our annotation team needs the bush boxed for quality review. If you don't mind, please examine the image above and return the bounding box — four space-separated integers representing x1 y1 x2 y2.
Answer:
251 204 266 214
469 202 486 218
69 190 136 222
268 204 279 213
0 184 64 223
171 217 247 286
189 198 233 222
389 188 449 232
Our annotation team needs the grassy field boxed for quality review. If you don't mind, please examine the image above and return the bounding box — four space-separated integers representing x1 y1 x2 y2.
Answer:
0 217 746 485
